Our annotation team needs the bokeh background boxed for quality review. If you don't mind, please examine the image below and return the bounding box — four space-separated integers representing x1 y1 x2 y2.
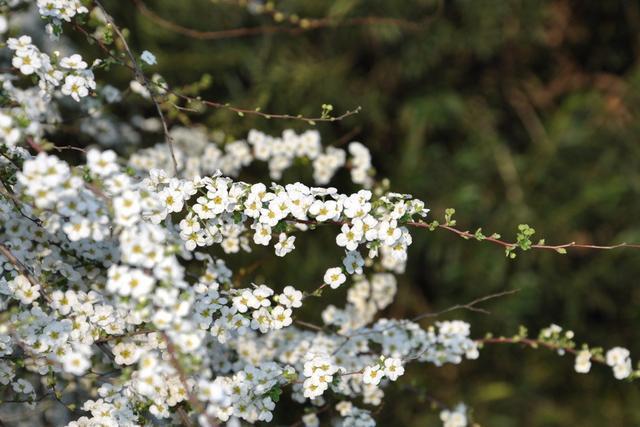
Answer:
77 0 640 425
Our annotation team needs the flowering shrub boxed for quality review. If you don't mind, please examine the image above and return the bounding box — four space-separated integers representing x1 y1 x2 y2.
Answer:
1 2 639 426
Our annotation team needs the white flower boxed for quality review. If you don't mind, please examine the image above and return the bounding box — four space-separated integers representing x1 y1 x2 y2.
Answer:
61 74 91 101
336 223 363 251
253 284 274 307
251 307 272 333
274 233 295 257
383 357 404 381
302 413 320 427
279 286 303 308
87 149 119 176
159 187 185 213
378 219 402 246
362 365 384 386
8 275 40 305
606 347 632 379
233 290 257 313
0 113 20 147
343 250 364 275
606 347 630 366
141 50 157 65
252 222 272 246
323 267 346 289
60 54 87 69
440 404 468 427
308 200 340 222
63 216 92 241
63 352 90 375
574 350 592 374
613 361 632 380
12 48 42 75
12 378 34 395
112 342 141 366
271 305 292 329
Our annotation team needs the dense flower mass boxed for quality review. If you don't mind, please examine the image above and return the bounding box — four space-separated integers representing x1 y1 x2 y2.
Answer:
0 2 638 427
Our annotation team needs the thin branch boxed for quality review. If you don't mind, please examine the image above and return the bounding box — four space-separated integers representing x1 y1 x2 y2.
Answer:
0 392 52 404
478 337 606 364
72 18 361 125
49 145 88 154
411 289 520 321
132 0 433 41
330 289 518 356
294 319 335 334
420 222 640 251
287 217 640 253
168 89 362 124
93 0 179 175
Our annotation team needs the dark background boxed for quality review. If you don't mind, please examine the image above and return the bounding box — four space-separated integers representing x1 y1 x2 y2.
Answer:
80 0 640 425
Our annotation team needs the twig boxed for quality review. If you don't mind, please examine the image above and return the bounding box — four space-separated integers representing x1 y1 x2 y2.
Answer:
294 319 335 334
93 0 179 175
49 145 88 154
422 222 640 251
412 289 520 321
168 89 361 123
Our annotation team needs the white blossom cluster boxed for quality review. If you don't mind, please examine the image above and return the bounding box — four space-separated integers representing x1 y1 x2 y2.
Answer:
8 36 96 101
36 0 88 24
128 126 374 187
440 404 468 427
0 146 472 425
537 324 635 380
0 3 638 427
606 347 633 380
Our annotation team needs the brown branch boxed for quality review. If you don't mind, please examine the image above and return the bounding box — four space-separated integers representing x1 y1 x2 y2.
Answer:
478 337 606 364
168 89 361 124
287 217 640 253
420 222 640 251
132 0 433 41
49 145 88 154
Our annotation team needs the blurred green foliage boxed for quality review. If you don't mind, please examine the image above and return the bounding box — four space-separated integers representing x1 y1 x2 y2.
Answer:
88 0 640 424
